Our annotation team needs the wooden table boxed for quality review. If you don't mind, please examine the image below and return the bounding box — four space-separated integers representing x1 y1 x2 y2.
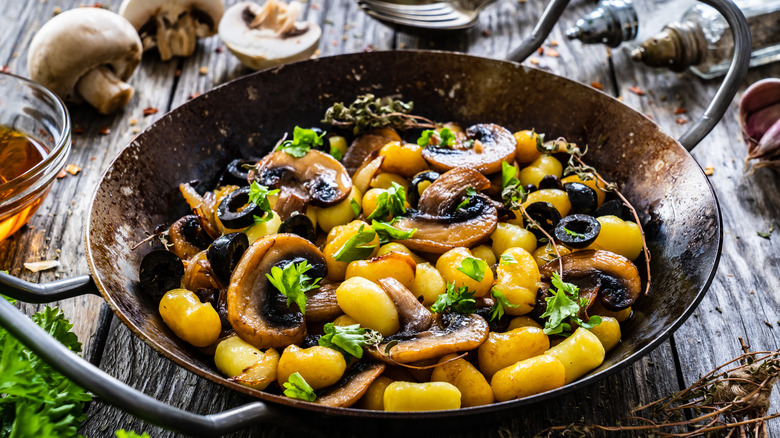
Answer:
2 0 779 436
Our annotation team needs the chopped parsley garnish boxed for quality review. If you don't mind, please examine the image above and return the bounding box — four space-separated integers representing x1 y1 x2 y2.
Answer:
278 126 325 157
350 198 361 217
417 127 456 147
371 220 416 244
265 260 322 315
431 283 477 315
248 181 279 224
366 182 407 221
540 272 601 336
329 145 343 161
318 323 383 360
456 186 478 211
500 254 518 265
489 288 519 321
563 227 586 238
457 257 487 282
334 224 377 263
501 161 527 210
283 372 316 401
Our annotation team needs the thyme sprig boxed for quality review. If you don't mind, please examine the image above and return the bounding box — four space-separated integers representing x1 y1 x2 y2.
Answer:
322 94 436 135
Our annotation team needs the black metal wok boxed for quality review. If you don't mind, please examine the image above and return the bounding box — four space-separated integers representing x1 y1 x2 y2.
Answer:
0 0 750 435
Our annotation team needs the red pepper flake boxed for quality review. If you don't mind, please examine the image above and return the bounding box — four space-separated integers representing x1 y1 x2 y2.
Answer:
0 65 9 73
537 47 545 55
90 156 96 161
332 40 338 47
215 46 223 54
142 107 159 116
65 164 81 175
98 126 111 135
529 58 540 65
187 92 202 100
57 170 68 179
674 107 687 114
175 69 181 78
72 126 84 135
547 48 560 57
628 86 646 96
550 39 559 47
310 3 320 9
482 29 492 37
704 165 714 176
591 81 604 90
675 117 688 125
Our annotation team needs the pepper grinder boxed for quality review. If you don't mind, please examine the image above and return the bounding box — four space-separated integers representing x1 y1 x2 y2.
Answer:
565 0 638 47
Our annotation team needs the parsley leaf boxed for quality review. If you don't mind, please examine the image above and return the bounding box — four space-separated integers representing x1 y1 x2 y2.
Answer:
371 220 416 244
334 224 377 263
431 283 477 315
350 198 361 217
563 227 586 238
366 182 407 221
489 288 519 321
500 254 518 265
456 257 487 282
540 272 601 336
501 161 527 209
0 302 92 438
456 186 478 211
318 323 383 360
283 372 317 402
265 260 321 315
278 126 325 157
417 127 456 147
248 181 279 224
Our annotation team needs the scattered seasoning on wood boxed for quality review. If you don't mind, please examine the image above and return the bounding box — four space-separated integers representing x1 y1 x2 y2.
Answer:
715 306 723 313
98 126 111 135
591 81 604 90
310 3 320 9
537 47 544 55
215 46 223 53
65 164 81 175
674 107 687 114
142 107 158 116
482 29 492 37
704 165 714 175
199 66 208 75
676 117 689 125
72 126 84 135
53 6 62 14
765 321 773 328
0 65 9 73
175 69 181 78
550 39 559 46
628 85 645 96
129 118 138 126
547 48 560 57
57 170 67 179
188 92 202 100
529 58 540 65
24 260 60 272
645 113 654 120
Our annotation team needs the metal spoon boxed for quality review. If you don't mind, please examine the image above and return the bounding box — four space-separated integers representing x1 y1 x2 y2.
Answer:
356 0 496 30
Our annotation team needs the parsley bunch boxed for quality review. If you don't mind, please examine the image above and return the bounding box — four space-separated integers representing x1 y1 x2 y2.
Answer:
431 283 477 315
265 260 322 315
278 126 325 158
318 323 382 360
248 181 279 224
540 273 602 336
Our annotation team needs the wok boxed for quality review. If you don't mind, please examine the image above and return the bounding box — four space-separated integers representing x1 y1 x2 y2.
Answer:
0 0 750 435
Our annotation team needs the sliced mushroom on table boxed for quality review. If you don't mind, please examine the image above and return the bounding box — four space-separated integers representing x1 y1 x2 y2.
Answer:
227 234 327 349
391 167 498 254
119 0 224 61
27 8 143 114
422 124 517 174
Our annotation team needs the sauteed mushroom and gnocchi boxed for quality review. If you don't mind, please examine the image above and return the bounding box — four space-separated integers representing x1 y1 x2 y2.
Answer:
138 96 647 411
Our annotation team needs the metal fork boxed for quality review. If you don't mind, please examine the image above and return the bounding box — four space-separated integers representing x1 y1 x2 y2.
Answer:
356 0 497 30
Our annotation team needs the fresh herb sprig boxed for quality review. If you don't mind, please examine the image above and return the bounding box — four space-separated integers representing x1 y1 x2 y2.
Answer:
318 323 383 360
283 372 316 401
370 220 416 245
248 181 279 224
501 161 527 210
540 272 601 336
366 182 408 221
431 283 477 315
277 126 325 157
334 224 378 263
489 288 519 321
322 94 435 135
265 260 322 315
457 257 487 282
456 187 478 211
417 127 457 148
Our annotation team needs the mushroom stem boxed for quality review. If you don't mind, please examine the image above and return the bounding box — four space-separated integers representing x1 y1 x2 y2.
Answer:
155 13 198 61
75 66 134 115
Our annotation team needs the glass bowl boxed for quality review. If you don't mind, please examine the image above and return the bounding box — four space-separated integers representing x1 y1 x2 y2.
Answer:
0 73 70 241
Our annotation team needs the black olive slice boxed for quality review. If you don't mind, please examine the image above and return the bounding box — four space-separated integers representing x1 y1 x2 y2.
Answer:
217 186 263 229
554 214 601 249
218 158 254 187
407 170 441 208
207 232 250 284
525 201 561 238
538 175 562 190
565 182 598 215
523 184 537 194
278 213 316 242
594 199 635 222
139 250 184 300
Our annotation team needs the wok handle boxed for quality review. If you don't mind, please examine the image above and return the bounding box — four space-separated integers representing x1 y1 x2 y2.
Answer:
678 0 750 151
0 296 287 436
507 0 571 62
0 272 100 303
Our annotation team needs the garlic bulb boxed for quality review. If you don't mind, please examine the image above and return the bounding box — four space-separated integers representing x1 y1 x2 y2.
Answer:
740 78 780 172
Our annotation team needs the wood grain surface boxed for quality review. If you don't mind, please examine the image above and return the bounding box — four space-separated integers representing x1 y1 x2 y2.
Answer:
1 0 779 436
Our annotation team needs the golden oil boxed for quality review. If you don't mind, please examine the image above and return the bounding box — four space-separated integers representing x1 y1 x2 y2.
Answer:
0 126 49 240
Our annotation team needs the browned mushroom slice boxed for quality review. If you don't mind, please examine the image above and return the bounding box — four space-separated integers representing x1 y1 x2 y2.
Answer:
351 155 384 196
378 278 434 333
539 250 641 311
342 127 401 175
305 283 343 323
252 150 352 220
390 167 498 254
168 215 212 260
315 361 386 407
422 124 516 174
227 234 327 349
368 313 489 364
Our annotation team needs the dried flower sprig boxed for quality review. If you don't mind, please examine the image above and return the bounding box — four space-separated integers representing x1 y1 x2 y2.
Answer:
322 94 436 135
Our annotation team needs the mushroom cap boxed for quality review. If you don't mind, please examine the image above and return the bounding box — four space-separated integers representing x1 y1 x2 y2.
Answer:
422 123 517 174
219 1 321 71
27 8 142 103
119 0 224 36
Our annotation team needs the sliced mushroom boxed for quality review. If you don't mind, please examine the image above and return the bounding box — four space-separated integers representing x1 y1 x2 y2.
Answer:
119 0 224 61
539 250 641 311
378 278 434 333
421 124 516 174
342 127 401 175
390 167 498 254
315 361 386 407
369 313 489 364
351 155 384 196
218 1 322 71
227 234 327 349
27 8 143 114
305 283 343 323
168 214 213 260
252 150 352 220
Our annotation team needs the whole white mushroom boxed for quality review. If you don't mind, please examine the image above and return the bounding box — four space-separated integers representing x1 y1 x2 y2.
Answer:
27 8 143 115
120 0 225 61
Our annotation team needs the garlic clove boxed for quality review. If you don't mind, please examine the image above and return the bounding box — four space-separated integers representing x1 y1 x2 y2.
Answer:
740 78 780 172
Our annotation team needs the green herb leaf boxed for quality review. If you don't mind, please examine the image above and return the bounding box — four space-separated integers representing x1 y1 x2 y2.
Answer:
563 227 586 238
350 198 361 217
501 161 527 209
431 283 477 315
115 431 152 438
457 186 478 211
489 288 519 321
334 224 377 263
456 257 487 282
265 260 321 315
439 127 456 147
278 126 325 157
500 254 518 265
463 139 475 149
329 145 343 161
417 127 456 148
417 130 435 147
757 230 772 239
283 372 317 402
366 182 407 221
318 323 383 360
540 272 601 336
371 220 416 244
248 181 280 225
322 94 415 136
